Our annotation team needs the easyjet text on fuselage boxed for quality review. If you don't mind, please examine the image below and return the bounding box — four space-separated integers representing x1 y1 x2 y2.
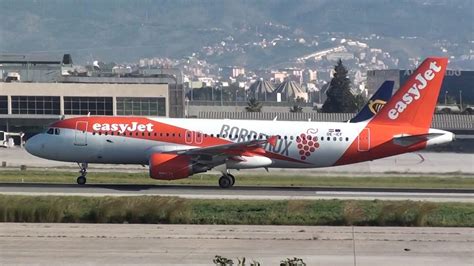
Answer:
92 122 154 133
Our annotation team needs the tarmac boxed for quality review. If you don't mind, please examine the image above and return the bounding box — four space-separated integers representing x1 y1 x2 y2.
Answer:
0 223 472 266
1 183 473 202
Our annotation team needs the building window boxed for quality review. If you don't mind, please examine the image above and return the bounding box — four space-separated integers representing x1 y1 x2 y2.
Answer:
64 97 113 115
11 96 60 115
116 97 166 116
0 96 7 114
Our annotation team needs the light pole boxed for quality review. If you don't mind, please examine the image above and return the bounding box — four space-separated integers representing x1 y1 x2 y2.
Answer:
184 97 189 118
459 90 463 110
444 90 448 105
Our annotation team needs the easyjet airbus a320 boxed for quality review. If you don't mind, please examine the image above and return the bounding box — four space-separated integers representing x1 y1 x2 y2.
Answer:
26 57 454 188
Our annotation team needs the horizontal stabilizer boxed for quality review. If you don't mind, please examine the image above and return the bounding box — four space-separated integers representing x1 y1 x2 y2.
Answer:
392 133 444 147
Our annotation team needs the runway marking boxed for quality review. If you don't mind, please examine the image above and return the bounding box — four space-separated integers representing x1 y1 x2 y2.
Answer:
0 191 472 202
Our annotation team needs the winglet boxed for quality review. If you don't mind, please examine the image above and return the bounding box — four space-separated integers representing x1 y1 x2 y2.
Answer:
268 135 278 147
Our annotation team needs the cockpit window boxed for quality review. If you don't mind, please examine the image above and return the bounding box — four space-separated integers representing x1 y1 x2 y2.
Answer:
46 128 60 135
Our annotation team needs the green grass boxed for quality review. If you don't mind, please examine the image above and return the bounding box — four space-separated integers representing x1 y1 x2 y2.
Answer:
0 170 473 189
0 195 472 227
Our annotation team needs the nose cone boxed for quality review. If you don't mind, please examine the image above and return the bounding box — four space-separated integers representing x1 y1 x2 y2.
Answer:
25 134 43 157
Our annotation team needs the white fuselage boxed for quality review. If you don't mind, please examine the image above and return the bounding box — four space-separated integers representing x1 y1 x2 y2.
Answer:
26 118 367 169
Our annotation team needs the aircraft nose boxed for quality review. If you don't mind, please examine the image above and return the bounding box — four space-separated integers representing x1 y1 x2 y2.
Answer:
25 134 43 157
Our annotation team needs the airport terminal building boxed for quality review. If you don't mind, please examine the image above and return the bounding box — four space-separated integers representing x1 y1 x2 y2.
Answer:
367 69 474 105
0 54 185 133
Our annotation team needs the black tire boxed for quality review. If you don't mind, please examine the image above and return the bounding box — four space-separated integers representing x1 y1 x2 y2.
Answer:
218 175 232 189
228 174 235 186
77 176 86 185
441 108 451 114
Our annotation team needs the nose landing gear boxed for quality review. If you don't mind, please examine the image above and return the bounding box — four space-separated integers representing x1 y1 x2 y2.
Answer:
77 163 88 185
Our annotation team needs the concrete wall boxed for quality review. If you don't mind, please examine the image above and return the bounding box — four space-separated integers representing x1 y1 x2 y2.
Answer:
366 69 400 96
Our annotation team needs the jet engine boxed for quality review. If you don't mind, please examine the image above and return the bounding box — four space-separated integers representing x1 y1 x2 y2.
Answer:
149 153 209 180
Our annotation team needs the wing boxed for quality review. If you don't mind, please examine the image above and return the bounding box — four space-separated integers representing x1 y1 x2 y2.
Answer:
175 135 278 157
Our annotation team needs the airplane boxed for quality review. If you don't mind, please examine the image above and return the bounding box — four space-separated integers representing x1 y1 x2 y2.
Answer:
25 57 454 188
349 80 394 123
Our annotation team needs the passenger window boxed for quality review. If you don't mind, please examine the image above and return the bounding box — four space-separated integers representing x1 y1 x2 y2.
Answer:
217 134 220 138
346 137 349 141
111 132 114 136
47 128 54 135
339 137 343 141
327 137 330 141
54 128 60 135
290 136 294 140
333 137 337 141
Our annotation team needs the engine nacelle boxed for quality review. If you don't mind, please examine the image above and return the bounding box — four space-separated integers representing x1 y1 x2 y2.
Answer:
149 153 209 180
226 155 273 169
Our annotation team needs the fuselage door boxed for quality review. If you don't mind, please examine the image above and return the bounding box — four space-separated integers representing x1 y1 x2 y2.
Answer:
74 121 88 146
357 128 370 152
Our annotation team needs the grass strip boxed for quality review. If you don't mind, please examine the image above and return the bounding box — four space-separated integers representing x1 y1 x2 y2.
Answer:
0 195 472 227
1 170 473 189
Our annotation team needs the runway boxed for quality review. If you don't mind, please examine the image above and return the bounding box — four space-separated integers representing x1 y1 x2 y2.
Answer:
0 183 472 202
1 223 472 266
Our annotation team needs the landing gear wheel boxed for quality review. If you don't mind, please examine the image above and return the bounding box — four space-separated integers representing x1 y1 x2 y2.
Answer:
76 163 88 185
77 175 86 185
228 174 235 186
219 175 233 189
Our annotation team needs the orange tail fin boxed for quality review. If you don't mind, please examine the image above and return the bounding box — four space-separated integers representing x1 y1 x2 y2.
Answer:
371 57 448 128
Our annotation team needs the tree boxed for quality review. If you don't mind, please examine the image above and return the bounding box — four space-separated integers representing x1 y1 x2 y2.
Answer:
245 98 263 112
322 59 358 113
289 104 303 113
354 93 368 112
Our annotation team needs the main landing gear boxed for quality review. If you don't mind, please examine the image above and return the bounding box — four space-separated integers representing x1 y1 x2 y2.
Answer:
77 163 88 185
218 173 235 189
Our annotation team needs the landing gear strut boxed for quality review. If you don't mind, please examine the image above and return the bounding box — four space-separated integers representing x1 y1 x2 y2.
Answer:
218 173 235 189
77 163 88 185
